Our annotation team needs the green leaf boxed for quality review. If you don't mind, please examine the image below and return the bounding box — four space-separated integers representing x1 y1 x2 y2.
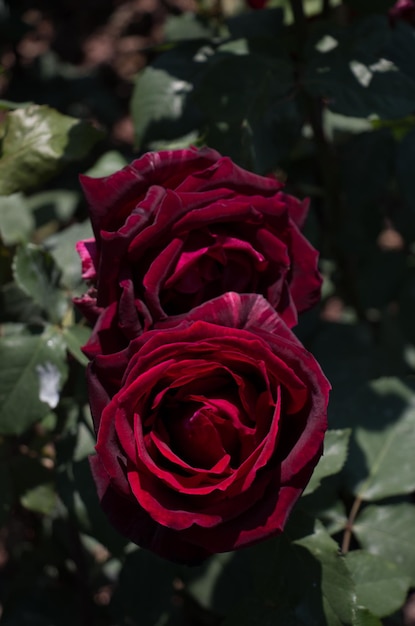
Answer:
382 20 415 84
13 243 68 323
344 378 415 501
46 221 93 289
132 64 197 150
0 104 102 194
304 429 351 496
0 282 43 324
0 193 34 244
84 150 128 179
164 12 216 41
194 52 297 172
62 325 90 367
345 550 410 617
0 99 32 110
26 189 80 224
20 483 56 515
238 513 355 626
0 328 68 435
353 503 415 586
293 518 355 626
352 606 382 626
304 17 415 119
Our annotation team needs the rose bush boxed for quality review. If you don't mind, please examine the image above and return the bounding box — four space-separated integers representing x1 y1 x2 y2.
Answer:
75 147 322 357
88 293 330 563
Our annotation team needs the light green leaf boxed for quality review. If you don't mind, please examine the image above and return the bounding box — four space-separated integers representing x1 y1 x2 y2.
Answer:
62 325 90 367
353 503 415 586
345 550 410 617
352 606 382 626
294 518 355 626
26 189 80 223
164 12 216 41
132 66 193 149
345 378 415 501
0 328 68 435
304 429 351 496
46 221 93 289
0 193 34 244
0 104 102 194
73 420 96 462
0 99 32 110
20 483 56 515
84 150 128 179
148 130 200 152
13 243 68 323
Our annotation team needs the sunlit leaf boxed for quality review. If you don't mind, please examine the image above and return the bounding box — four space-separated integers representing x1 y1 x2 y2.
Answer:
304 429 351 496
345 550 411 617
46 221 93 290
21 483 56 515
352 606 382 626
344 378 415 501
354 503 415 586
62 325 90 367
0 104 102 194
84 150 128 179
13 244 68 323
0 193 34 244
0 328 68 435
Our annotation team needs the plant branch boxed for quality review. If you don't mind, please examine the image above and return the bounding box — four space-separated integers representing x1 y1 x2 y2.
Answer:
341 496 362 554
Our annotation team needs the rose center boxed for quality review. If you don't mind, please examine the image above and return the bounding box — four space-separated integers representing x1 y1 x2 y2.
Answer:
161 229 267 315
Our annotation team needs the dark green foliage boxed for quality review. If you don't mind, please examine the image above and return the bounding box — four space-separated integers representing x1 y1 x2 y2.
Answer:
1 0 415 624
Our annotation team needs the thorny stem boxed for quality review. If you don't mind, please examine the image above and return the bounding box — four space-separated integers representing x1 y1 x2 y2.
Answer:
289 0 366 321
341 496 363 554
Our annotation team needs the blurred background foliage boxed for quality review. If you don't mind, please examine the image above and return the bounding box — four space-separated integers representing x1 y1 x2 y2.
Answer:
2 0 415 624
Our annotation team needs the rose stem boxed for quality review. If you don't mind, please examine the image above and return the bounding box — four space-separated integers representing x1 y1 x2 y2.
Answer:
341 495 363 554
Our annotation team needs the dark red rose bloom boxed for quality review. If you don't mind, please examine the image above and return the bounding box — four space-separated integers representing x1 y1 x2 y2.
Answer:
246 0 268 9
75 147 322 358
88 293 329 564
389 0 415 25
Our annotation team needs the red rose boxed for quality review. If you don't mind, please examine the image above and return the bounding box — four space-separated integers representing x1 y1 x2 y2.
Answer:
88 293 329 563
389 0 415 25
246 0 268 9
75 147 322 358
